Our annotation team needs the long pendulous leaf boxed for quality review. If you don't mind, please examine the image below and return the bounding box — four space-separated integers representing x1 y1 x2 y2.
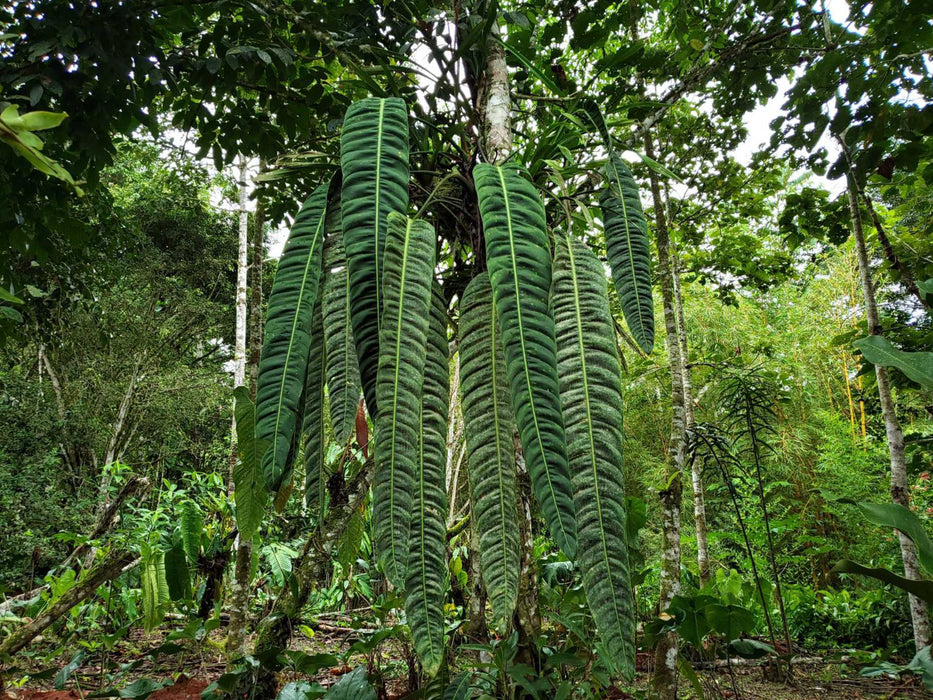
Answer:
341 97 410 420
233 386 269 542
405 282 449 677
302 298 327 518
256 183 329 492
474 163 577 558
600 153 654 354
552 237 635 678
322 210 363 445
373 213 437 586
459 272 520 627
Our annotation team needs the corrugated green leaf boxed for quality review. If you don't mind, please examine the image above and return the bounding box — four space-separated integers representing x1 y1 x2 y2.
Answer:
599 153 654 353
341 97 410 419
373 213 437 586
256 183 330 492
552 237 635 678
234 386 269 541
474 163 577 558
405 283 449 677
459 272 520 627
322 212 362 445
303 299 327 518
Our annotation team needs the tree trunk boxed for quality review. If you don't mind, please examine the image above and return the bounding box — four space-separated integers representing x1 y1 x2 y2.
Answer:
645 130 686 700
845 172 932 651
227 156 260 663
674 254 708 587
249 159 266 397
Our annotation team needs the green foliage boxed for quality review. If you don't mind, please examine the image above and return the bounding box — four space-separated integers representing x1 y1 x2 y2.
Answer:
599 154 654 353
372 214 437 587
404 284 449 677
256 183 329 492
340 97 410 419
474 163 577 559
459 273 520 628
551 238 634 677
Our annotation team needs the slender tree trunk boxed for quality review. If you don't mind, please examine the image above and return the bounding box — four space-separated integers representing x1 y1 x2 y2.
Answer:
645 130 686 700
674 254 708 587
228 155 250 495
227 156 260 663
249 160 266 397
845 173 932 650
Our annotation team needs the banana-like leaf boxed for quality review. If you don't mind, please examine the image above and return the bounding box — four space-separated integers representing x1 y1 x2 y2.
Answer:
303 299 327 518
256 183 329 492
474 163 577 558
373 213 437 586
599 153 654 354
341 97 410 419
552 237 635 677
322 213 362 445
234 386 270 542
459 272 520 626
405 283 449 677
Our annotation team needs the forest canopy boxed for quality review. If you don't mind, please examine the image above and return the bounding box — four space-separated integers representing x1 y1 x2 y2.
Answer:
1 0 932 698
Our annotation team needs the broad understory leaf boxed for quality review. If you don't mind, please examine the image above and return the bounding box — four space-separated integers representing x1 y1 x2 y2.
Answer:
233 386 270 542
322 666 376 700
600 153 654 354
474 163 577 559
256 183 330 492
459 272 520 627
373 213 437 586
322 214 362 445
341 97 410 420
551 238 635 677
302 299 327 518
854 334 933 390
405 282 449 677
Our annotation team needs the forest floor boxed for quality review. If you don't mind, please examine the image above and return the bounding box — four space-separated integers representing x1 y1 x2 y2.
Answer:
0 626 928 699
